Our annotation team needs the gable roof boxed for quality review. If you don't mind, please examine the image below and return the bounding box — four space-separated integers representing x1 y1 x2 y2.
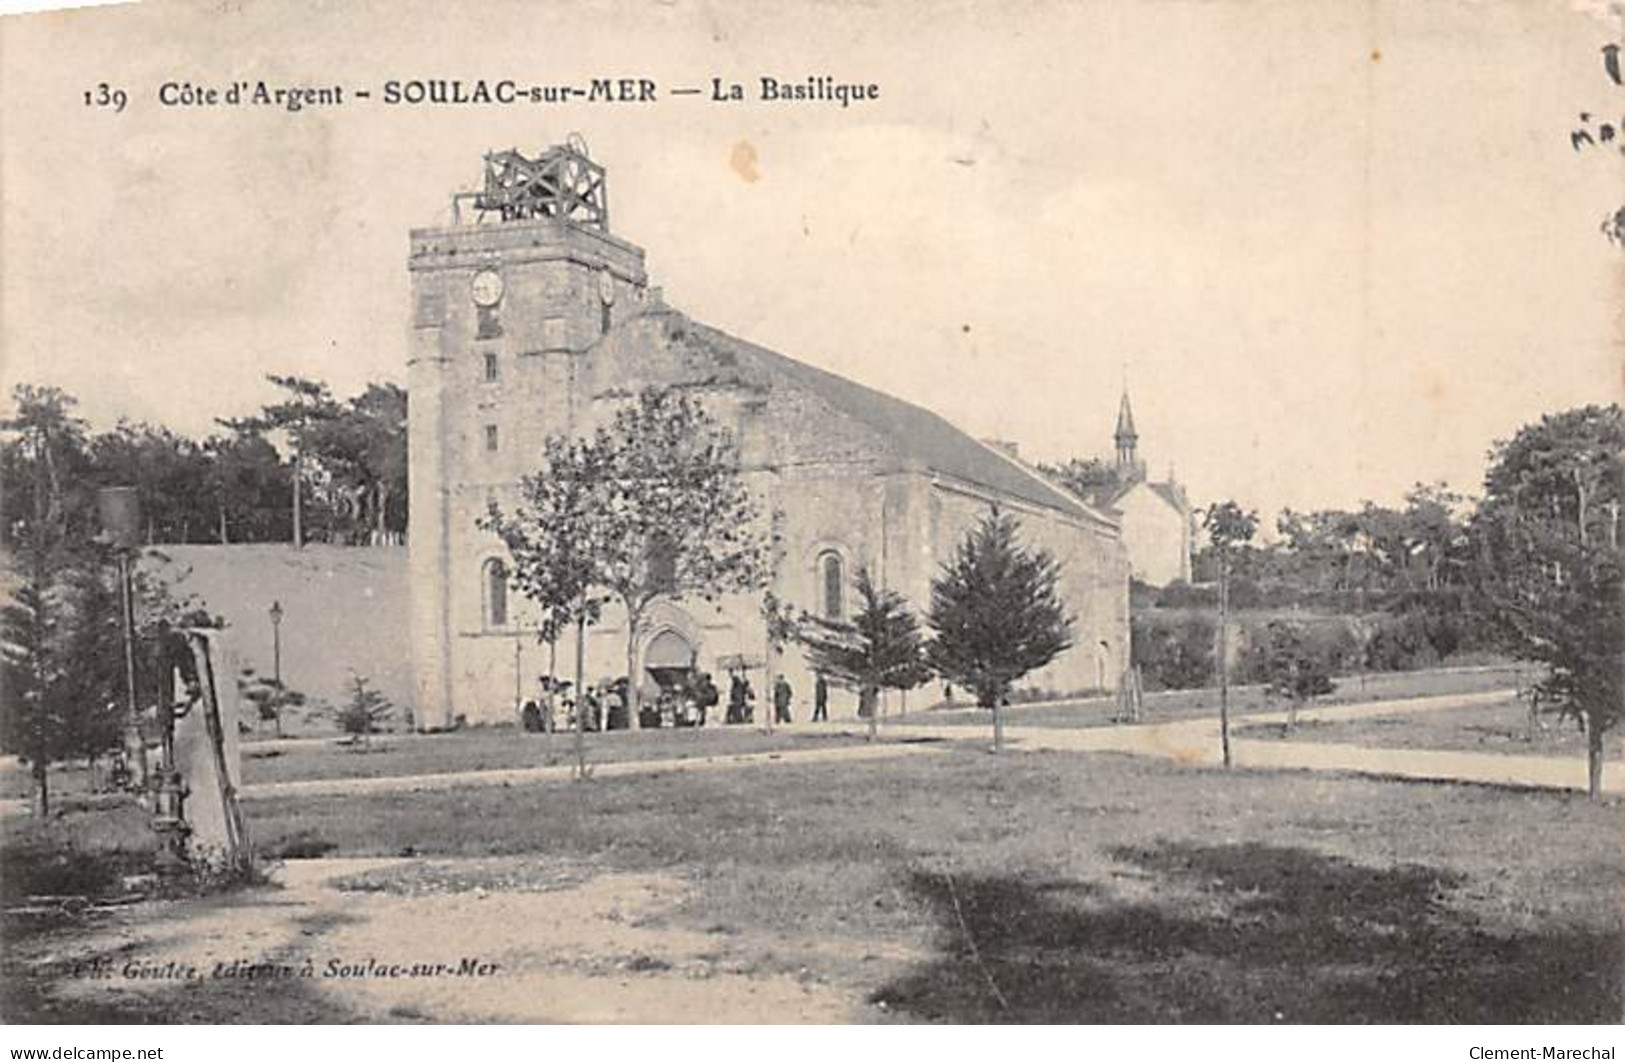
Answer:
672 317 1110 526
1108 477 1188 513
1147 481 1188 510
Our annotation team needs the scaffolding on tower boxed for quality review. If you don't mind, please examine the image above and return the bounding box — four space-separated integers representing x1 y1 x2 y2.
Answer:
452 135 608 230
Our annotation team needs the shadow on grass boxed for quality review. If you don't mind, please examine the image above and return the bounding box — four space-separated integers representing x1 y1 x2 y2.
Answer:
2 896 364 1024
872 841 1622 1023
1 940 359 1024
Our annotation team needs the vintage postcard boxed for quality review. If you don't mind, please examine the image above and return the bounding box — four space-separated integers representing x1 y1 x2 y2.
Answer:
0 0 1621 1030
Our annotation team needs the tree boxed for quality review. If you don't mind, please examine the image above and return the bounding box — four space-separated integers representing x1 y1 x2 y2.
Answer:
926 509 1073 752
1471 405 1623 800
1259 620 1336 731
219 375 342 549
481 432 607 776
1 386 95 815
483 389 767 759
1203 500 1258 769
567 388 770 728
797 568 930 741
203 432 291 543
1 385 94 552
87 422 215 544
52 562 131 783
298 383 408 545
1038 457 1123 502
332 674 393 747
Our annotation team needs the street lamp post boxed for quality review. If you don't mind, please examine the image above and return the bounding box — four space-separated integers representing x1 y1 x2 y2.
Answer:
96 487 148 795
268 600 284 686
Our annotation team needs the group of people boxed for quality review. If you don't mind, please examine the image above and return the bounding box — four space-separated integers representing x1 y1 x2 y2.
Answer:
519 669 835 731
725 671 833 724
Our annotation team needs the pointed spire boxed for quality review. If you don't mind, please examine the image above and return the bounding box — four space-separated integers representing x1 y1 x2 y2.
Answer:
1114 390 1138 445
1114 388 1144 481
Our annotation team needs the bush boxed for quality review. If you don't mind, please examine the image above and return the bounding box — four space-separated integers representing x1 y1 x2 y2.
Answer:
1131 613 1216 690
236 669 307 738
1152 580 1217 610
1364 613 1442 672
1257 620 1337 727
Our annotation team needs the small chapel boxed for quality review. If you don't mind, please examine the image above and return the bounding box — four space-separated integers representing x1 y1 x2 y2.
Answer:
1091 392 1195 588
405 143 1132 727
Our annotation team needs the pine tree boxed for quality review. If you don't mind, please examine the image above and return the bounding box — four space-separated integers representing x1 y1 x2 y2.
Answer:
797 568 931 741
333 674 394 748
927 509 1073 752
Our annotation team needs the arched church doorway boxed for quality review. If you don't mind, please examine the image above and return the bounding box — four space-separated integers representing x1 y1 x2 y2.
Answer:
642 627 709 728
644 628 697 685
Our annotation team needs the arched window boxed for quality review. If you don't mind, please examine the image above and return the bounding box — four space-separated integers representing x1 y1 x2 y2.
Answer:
818 551 845 620
484 558 509 628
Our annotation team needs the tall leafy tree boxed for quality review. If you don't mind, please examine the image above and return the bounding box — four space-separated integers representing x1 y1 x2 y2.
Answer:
926 509 1073 752
581 389 771 727
1 385 94 551
299 383 408 545
219 375 342 548
484 388 769 748
87 422 215 544
203 432 292 543
797 568 930 741
482 433 607 774
1471 405 1623 800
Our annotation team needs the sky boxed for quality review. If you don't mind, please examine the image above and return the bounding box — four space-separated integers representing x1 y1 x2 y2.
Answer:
2 0 1621 522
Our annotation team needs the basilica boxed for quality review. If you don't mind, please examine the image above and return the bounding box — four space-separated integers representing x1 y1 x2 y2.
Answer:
406 144 1131 726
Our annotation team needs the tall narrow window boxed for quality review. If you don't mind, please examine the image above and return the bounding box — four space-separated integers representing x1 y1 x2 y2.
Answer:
484 424 499 452
819 551 844 620
483 352 499 382
485 559 508 628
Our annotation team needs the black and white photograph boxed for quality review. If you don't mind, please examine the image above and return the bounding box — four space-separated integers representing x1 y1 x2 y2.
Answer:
0 0 1621 1035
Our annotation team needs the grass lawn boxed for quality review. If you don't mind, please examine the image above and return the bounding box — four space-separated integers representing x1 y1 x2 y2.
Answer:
904 664 1533 729
0 759 112 804
1236 698 1624 761
236 744 1623 1023
240 726 872 786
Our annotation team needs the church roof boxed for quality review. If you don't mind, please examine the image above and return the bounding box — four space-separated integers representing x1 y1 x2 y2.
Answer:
678 319 1109 526
1103 477 1188 513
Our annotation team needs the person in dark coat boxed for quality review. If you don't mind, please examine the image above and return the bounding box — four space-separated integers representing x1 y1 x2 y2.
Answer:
695 672 718 726
728 671 755 724
773 675 793 724
813 673 829 722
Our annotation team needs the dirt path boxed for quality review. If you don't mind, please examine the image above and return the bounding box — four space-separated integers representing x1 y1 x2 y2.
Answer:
25 856 899 1022
241 739 947 800
890 690 1625 795
23 688 1612 817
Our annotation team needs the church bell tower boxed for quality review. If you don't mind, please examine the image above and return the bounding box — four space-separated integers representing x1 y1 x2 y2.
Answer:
1114 389 1146 481
405 140 649 727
